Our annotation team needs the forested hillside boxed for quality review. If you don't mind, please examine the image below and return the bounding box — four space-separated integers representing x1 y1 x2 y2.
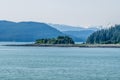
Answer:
0 21 64 42
86 25 120 44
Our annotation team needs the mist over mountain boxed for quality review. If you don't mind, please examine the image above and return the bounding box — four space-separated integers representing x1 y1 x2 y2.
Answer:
48 24 84 31
49 24 99 31
0 20 64 42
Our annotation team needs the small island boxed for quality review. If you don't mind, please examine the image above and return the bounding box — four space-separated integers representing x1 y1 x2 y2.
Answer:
35 36 75 44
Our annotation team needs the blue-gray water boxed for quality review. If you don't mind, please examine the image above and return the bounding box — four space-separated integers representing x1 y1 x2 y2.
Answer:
0 43 120 80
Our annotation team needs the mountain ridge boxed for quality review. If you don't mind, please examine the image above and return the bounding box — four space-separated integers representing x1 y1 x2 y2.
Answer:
0 20 99 42
0 20 64 42
49 23 99 42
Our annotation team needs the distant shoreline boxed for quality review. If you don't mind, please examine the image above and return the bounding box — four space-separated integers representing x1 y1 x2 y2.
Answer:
3 44 120 48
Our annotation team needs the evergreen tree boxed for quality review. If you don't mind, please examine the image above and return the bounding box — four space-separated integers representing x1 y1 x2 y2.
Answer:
36 36 75 44
86 25 120 44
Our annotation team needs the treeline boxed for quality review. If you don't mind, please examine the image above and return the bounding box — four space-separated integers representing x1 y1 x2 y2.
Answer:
86 25 120 44
36 36 75 44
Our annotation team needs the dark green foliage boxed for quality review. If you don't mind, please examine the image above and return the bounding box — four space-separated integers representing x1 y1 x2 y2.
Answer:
86 25 120 44
36 36 75 44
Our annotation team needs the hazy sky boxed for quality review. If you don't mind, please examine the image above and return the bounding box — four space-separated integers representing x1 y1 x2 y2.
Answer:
0 0 120 27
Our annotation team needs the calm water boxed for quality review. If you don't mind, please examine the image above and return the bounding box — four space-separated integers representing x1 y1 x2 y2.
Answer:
0 44 120 80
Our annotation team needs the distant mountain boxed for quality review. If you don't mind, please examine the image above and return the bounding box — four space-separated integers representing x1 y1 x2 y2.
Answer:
49 24 99 31
63 30 95 42
87 25 120 44
0 20 100 42
48 24 85 31
49 24 99 42
0 20 64 42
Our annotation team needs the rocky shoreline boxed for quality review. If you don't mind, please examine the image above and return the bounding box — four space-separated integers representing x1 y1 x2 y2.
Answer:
4 44 120 48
